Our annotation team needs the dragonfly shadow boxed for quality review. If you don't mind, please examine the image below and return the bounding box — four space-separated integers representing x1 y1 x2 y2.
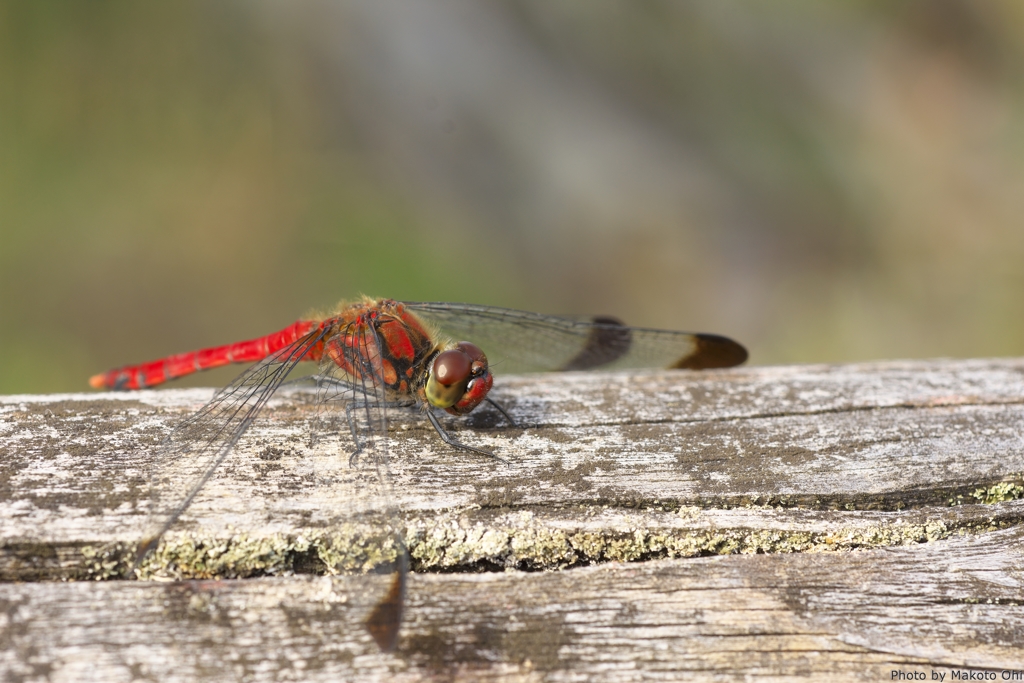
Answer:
460 403 517 430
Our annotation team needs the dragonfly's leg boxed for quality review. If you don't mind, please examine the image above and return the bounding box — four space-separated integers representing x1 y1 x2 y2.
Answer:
308 418 320 448
314 374 381 394
484 397 520 428
344 402 367 467
343 396 420 466
317 374 418 411
426 410 509 465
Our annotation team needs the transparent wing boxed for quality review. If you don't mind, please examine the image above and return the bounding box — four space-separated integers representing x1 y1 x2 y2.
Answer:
403 301 747 374
313 320 407 652
137 326 331 564
137 319 407 651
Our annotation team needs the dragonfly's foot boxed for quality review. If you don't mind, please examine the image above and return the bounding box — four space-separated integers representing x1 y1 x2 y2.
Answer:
458 441 509 466
485 397 520 428
426 410 510 465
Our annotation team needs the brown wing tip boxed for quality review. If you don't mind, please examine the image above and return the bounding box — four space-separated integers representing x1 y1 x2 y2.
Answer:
672 334 748 370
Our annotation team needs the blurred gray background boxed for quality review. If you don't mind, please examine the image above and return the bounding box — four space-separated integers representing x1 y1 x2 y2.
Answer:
2 0 1023 393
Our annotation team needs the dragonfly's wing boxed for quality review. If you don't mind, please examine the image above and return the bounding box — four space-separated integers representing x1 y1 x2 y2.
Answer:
137 326 330 564
404 301 747 374
314 320 407 652
139 319 406 651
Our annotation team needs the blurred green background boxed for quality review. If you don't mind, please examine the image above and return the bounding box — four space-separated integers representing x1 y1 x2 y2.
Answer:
2 0 1024 394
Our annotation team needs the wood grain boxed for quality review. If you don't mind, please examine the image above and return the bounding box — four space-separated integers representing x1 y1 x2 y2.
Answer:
2 359 1024 680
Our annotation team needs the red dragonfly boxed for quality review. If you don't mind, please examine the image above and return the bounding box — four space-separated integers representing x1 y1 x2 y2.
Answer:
91 298 747 651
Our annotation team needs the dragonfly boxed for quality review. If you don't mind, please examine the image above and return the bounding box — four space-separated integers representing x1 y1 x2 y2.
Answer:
90 298 747 651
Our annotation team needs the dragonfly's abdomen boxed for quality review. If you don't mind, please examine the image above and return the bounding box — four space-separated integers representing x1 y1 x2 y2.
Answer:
89 320 321 390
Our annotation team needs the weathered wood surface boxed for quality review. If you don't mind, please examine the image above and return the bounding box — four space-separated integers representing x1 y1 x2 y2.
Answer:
4 527 1023 681
2 359 1024 680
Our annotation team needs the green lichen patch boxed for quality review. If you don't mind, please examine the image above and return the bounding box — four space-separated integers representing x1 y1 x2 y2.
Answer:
947 480 1024 506
131 525 403 580
80 542 134 580
137 533 313 580
400 509 1013 572
970 482 1024 505
312 525 402 575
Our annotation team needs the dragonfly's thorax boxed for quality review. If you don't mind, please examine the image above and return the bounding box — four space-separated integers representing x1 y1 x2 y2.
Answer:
320 299 493 414
323 299 439 399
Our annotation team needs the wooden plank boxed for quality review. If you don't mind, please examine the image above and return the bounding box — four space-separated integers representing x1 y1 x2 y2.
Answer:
2 360 1023 579
2 526 1022 681
2 358 1024 679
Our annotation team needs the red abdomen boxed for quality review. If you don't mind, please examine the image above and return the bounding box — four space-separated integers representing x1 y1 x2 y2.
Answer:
89 320 320 390
89 300 440 394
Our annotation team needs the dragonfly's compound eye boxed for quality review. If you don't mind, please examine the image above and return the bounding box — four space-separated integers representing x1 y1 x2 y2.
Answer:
425 349 473 409
434 349 472 386
456 341 488 375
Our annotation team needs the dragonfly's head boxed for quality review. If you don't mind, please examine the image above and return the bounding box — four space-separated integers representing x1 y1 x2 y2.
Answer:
424 341 493 416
